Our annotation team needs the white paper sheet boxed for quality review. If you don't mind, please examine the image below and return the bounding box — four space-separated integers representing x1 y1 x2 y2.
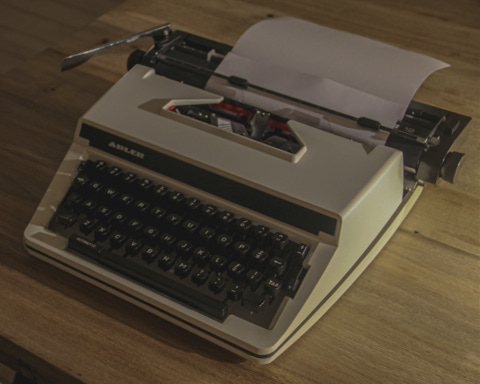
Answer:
206 17 448 130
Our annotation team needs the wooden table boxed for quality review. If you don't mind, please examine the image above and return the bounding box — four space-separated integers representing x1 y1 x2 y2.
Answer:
1 1 478 383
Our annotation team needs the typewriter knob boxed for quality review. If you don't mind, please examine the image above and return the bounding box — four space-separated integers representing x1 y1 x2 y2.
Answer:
127 49 146 70
441 151 465 184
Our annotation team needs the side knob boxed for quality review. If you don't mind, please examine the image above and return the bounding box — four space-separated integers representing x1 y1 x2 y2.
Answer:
127 49 146 70
441 151 465 183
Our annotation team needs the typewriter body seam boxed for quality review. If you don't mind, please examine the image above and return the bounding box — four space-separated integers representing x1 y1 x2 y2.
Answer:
24 25 469 363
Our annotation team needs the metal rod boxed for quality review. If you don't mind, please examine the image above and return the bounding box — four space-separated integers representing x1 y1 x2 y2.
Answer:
61 23 171 71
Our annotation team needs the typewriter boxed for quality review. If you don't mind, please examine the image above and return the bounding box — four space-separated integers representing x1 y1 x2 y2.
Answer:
24 19 470 363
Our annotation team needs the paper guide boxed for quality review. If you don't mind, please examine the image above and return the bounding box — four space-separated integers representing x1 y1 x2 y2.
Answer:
206 17 448 145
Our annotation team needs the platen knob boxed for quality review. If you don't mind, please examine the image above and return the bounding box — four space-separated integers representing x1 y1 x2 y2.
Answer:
127 49 146 70
441 151 465 184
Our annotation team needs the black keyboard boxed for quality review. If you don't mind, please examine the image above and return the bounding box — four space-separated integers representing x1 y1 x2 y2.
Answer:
49 159 310 328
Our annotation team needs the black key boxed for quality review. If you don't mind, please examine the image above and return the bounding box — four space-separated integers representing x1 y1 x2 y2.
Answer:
200 204 217 220
191 266 210 286
252 225 270 244
245 269 263 290
122 172 137 185
175 260 193 278
68 234 102 261
95 224 112 242
271 232 288 251
107 169 123 187
158 233 176 253
158 253 176 270
126 218 143 235
242 291 267 312
95 205 112 220
150 206 167 220
251 248 269 265
209 275 227 294
293 243 310 262
184 197 201 213
134 200 150 213
111 212 128 229
107 166 122 179
234 241 251 260
143 226 160 243
265 277 282 297
182 219 199 235
210 254 228 271
88 180 104 195
103 187 119 201
235 218 252 238
81 199 97 216
142 246 159 263
119 194 135 207
92 160 107 173
226 282 243 301
152 184 169 198
80 218 98 235
217 211 235 228
77 160 88 173
125 238 143 256
198 227 216 243
176 240 193 259
192 247 210 266
99 251 227 320
110 233 127 249
136 177 152 191
67 193 84 211
73 174 89 189
236 218 252 231
269 256 287 276
56 209 78 227
168 191 184 205
228 261 246 279
166 213 183 228
216 234 233 250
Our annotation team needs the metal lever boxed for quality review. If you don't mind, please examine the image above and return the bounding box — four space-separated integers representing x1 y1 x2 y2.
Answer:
61 23 171 71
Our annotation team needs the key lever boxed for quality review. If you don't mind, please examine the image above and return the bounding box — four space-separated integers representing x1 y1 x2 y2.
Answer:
61 23 171 71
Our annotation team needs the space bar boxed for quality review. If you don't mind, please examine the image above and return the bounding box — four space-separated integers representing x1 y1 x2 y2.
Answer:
99 251 228 320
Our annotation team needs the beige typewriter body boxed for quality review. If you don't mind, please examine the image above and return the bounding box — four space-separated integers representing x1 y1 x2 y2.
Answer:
24 64 422 363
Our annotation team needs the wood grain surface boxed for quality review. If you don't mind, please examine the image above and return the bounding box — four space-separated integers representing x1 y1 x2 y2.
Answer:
0 0 124 75
0 0 478 383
